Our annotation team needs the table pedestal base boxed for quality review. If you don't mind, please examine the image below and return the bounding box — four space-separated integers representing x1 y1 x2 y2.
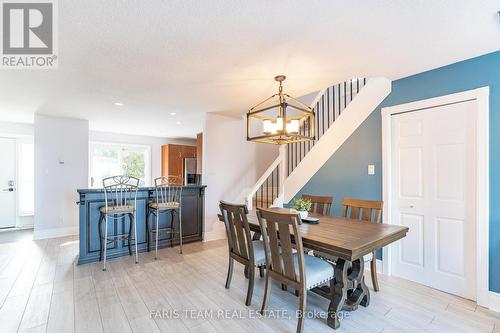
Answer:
311 257 370 329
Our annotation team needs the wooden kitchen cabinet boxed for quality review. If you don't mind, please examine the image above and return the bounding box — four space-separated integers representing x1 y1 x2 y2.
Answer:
161 144 197 184
182 145 196 158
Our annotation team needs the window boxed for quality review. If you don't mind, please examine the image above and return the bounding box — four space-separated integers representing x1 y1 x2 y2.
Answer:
18 142 34 216
89 142 151 188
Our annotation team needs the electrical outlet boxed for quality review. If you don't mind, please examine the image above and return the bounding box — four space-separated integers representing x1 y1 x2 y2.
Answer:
368 164 375 175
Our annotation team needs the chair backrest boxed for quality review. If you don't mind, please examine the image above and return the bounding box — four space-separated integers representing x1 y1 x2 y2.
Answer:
257 208 305 291
219 201 254 265
342 197 383 223
102 175 139 209
301 194 333 215
154 176 183 204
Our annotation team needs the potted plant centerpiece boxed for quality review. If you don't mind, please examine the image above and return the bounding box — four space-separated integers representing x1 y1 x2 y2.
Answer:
292 197 312 219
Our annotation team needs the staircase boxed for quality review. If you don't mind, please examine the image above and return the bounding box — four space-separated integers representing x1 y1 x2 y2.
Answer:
246 77 391 210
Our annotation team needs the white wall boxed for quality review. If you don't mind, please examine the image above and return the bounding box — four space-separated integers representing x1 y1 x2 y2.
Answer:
0 121 33 137
89 131 196 184
34 114 89 239
203 113 279 241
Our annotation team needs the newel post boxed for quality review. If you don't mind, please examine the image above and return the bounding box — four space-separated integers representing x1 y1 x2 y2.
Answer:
277 144 287 207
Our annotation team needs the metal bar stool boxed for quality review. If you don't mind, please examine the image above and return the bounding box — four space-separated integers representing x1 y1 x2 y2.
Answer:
99 175 140 271
146 176 183 258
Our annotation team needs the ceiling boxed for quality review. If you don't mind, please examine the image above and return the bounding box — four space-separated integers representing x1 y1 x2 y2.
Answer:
0 1 498 138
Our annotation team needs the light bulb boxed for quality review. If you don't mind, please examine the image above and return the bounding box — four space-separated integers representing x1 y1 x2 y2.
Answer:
263 120 273 134
286 119 300 134
276 117 284 132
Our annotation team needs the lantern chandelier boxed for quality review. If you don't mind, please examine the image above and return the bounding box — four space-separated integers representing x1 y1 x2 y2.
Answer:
246 75 315 145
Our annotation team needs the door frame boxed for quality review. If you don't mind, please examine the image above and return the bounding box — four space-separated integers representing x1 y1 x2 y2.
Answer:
381 87 489 307
0 137 17 229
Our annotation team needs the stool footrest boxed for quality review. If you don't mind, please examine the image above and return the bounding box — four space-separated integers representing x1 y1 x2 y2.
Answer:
151 227 175 233
103 233 131 239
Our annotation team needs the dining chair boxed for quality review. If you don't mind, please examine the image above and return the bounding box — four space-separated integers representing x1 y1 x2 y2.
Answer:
99 175 140 271
342 197 383 291
219 201 266 306
301 194 333 215
257 208 335 333
146 176 183 258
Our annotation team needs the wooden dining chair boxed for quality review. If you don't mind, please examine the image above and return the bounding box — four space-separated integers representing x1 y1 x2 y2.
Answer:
257 208 334 333
301 194 333 215
219 201 266 306
342 197 383 291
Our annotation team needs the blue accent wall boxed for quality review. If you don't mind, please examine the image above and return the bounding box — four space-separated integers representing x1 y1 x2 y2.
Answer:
295 51 500 292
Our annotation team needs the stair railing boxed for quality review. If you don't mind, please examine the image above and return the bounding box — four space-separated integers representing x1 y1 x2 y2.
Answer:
287 78 366 175
246 78 367 210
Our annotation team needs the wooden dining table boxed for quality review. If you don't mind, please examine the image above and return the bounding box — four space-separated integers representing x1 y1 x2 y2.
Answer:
246 209 409 330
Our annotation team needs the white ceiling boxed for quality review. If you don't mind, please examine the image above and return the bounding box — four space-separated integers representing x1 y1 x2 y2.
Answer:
0 0 498 138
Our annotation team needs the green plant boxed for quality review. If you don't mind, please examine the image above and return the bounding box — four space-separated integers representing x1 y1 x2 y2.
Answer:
122 152 145 184
292 198 312 212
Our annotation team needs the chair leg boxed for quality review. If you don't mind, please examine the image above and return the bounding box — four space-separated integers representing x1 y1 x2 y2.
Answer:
133 212 138 264
170 210 175 248
146 207 150 252
297 290 307 333
244 266 249 279
178 207 183 254
155 210 159 259
260 269 271 314
245 266 255 306
282 284 287 291
103 214 108 271
98 214 104 262
370 252 379 292
259 266 264 278
225 256 234 289
127 214 132 256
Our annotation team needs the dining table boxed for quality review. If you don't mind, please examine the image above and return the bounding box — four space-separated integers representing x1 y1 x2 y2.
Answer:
246 209 409 330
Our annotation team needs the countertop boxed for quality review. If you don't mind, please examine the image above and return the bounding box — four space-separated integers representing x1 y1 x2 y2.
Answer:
77 184 206 194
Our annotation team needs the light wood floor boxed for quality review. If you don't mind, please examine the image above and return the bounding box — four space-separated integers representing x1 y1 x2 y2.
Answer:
0 232 499 333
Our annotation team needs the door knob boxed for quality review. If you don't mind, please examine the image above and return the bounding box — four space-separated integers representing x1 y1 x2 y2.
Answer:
2 188 14 192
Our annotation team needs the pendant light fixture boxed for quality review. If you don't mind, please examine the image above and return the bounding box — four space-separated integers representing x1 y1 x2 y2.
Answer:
246 75 315 145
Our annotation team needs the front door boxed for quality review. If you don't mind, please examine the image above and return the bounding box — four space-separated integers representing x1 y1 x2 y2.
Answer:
391 100 476 300
0 138 17 228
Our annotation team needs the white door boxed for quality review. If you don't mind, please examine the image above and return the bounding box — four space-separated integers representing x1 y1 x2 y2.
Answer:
0 138 17 228
391 100 476 300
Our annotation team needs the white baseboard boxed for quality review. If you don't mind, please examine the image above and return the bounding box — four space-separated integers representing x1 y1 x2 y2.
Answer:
0 226 33 233
33 226 78 240
489 291 500 313
16 224 34 229
203 226 226 242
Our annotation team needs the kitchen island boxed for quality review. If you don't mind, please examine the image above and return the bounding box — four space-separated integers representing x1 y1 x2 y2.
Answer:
77 185 205 264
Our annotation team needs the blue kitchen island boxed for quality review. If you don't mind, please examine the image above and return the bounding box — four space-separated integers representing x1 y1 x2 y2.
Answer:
77 185 206 264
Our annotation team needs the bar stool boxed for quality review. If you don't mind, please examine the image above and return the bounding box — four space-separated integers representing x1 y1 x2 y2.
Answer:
146 176 183 258
98 175 140 271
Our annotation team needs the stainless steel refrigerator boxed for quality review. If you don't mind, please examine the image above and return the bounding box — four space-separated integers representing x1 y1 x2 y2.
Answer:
184 158 199 185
